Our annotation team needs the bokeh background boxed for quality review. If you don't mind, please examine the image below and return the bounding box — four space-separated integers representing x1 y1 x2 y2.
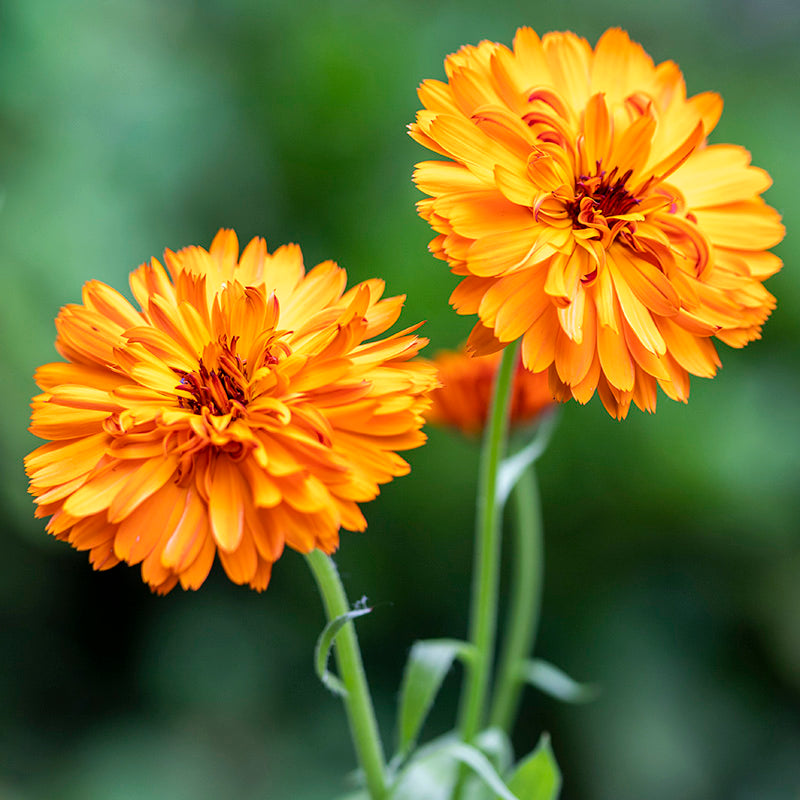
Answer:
1 1 798 798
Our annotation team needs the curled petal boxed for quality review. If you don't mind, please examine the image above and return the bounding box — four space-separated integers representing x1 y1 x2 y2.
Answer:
411 26 782 417
27 231 438 592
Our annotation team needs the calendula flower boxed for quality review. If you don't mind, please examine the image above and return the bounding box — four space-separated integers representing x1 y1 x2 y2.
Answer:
410 28 784 418
428 347 553 435
26 230 438 594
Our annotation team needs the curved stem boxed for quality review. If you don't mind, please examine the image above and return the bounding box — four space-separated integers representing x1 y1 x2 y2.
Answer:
457 342 519 742
489 462 544 732
305 550 388 800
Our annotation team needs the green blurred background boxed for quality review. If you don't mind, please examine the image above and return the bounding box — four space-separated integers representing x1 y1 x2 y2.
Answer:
1 0 798 798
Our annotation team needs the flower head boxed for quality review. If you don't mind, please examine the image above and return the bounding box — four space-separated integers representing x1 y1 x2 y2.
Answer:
410 28 784 418
428 347 553 435
26 230 438 593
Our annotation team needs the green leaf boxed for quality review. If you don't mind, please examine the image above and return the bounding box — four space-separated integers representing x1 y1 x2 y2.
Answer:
394 639 475 759
497 409 559 506
504 733 561 800
461 729 515 800
388 733 460 800
473 728 513 775
448 742 519 800
314 604 372 697
389 732 520 800
518 659 599 704
389 735 519 800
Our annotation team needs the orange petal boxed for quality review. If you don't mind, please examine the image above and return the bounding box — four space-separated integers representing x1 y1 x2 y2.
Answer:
692 200 784 251
512 27 552 87
467 226 541 276
161 488 208 571
486 268 550 343
607 252 666 355
62 462 138 518
673 145 772 208
178 531 216 590
611 246 680 317
521 309 559 372
108 454 179 523
657 317 720 378
218 530 258 585
434 191 533 239
542 32 592 111
582 93 612 169
554 296 596 384
597 319 635 392
208 456 247 552
26 432 109 487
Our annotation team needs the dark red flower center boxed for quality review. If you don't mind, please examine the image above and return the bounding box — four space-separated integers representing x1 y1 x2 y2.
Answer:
174 336 266 417
569 166 640 228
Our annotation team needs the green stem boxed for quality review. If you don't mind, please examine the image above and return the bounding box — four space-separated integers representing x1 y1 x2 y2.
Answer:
457 342 519 742
489 462 544 732
305 550 388 800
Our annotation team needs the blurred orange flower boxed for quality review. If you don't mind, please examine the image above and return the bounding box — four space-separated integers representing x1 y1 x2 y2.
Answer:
410 28 784 418
428 347 553 435
26 230 438 593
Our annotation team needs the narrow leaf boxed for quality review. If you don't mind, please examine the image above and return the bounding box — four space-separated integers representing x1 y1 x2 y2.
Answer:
504 733 561 800
395 639 475 759
474 727 513 775
388 733 460 800
389 732 514 800
497 409 559 505
448 742 519 800
314 605 372 697
462 730 514 800
519 659 599 704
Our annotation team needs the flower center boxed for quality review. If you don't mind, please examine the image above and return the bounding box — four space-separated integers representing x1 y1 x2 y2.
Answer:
174 336 260 417
568 167 640 229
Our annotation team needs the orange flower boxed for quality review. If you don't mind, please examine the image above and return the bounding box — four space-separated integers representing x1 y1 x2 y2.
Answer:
26 230 438 594
428 347 553 435
410 28 784 418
